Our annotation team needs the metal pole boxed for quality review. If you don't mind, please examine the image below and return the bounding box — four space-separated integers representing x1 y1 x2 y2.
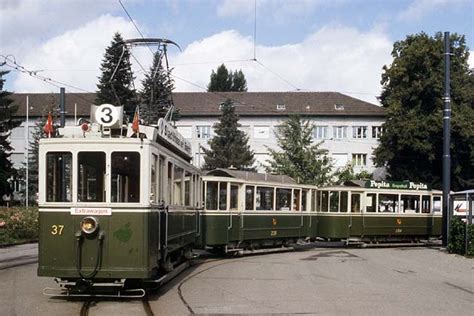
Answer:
442 32 451 247
25 95 29 208
60 87 66 127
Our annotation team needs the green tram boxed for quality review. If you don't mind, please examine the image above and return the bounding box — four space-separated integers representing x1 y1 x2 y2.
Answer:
316 180 443 242
200 169 319 252
38 104 202 294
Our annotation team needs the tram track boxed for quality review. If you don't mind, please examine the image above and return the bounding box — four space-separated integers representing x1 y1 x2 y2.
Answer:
79 296 155 316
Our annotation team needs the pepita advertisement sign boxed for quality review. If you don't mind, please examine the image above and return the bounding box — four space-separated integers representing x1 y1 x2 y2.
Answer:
365 180 430 191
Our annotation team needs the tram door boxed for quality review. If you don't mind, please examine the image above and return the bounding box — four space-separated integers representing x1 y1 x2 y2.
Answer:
349 192 363 237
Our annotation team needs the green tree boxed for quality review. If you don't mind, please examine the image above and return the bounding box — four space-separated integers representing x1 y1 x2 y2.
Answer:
140 50 175 124
202 99 254 170
265 115 333 185
208 64 247 92
334 163 372 184
374 32 474 190
0 70 20 201
96 32 137 118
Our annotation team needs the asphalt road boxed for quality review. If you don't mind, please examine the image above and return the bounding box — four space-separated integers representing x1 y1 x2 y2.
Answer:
0 245 472 315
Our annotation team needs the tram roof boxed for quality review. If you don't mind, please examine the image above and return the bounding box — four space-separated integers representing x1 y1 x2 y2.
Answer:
206 169 297 184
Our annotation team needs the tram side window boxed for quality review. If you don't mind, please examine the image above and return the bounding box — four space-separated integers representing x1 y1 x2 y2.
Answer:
321 191 329 212
230 184 239 210
433 196 442 212
206 181 218 210
173 166 183 206
219 182 227 210
256 186 274 210
422 195 431 213
167 162 173 204
313 190 318 212
340 191 348 212
378 194 398 213
351 193 361 213
329 191 339 212
302 190 308 211
111 152 140 203
78 152 106 202
151 154 157 203
245 186 255 210
401 195 420 213
46 152 72 202
184 171 192 207
293 189 301 211
366 193 376 212
158 156 165 203
276 188 291 211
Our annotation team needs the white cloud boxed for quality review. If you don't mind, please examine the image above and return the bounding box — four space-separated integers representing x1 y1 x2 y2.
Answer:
398 0 463 21
469 51 474 69
12 15 140 93
171 27 392 104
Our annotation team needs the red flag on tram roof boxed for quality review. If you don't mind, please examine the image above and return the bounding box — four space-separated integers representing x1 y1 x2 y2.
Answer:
43 112 54 137
132 107 140 134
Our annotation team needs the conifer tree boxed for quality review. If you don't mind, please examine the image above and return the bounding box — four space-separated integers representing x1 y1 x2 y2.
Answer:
266 115 333 185
202 99 254 170
96 32 137 118
0 70 20 201
140 50 175 124
208 64 247 92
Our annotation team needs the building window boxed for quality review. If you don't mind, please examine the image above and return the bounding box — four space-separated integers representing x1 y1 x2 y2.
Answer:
196 126 212 139
254 126 270 139
352 126 368 139
352 153 367 166
372 126 383 139
332 153 348 167
313 126 328 139
334 126 347 139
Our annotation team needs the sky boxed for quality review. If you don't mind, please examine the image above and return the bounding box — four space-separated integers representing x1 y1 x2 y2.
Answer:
0 0 473 104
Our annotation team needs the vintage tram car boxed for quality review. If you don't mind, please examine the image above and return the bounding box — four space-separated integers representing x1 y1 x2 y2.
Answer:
38 104 202 294
200 168 319 252
316 180 443 242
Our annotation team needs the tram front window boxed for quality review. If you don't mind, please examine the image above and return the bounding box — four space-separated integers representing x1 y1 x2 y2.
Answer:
78 152 105 202
46 152 72 202
111 152 140 203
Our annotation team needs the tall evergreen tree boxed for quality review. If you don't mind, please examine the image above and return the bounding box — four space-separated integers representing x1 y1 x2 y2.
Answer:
208 64 247 92
374 32 474 190
0 70 20 201
18 98 59 204
140 50 175 124
96 32 137 118
266 115 333 186
202 99 254 170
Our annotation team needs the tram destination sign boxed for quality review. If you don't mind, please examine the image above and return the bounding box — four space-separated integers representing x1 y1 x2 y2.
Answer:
156 118 192 158
365 180 431 191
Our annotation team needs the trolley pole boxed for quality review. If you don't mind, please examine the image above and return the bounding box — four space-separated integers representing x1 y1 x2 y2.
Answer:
442 32 451 247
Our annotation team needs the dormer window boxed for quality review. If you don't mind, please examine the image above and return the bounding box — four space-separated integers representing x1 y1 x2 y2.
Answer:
276 104 286 111
335 104 344 111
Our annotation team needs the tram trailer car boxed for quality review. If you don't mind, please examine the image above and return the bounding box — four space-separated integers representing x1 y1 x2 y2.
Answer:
316 180 443 242
200 169 319 252
38 104 202 292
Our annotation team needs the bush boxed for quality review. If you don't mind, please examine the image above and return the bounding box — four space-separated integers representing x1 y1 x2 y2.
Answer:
0 207 39 245
447 216 474 256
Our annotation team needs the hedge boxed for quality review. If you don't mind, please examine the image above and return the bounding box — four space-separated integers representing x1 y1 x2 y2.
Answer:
0 207 39 245
447 216 474 256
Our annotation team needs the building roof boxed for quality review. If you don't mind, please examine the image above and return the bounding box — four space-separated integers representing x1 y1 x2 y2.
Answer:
11 91 385 118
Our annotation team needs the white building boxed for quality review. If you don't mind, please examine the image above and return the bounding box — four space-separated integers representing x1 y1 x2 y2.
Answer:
10 92 385 194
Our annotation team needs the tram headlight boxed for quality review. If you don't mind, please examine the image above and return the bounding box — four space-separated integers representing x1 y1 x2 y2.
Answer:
80 216 99 235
